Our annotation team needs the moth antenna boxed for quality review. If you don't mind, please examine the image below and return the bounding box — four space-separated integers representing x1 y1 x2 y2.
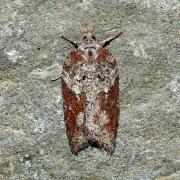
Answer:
61 36 79 48
100 32 123 47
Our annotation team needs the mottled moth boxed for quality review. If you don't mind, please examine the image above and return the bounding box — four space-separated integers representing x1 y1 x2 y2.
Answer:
61 27 122 155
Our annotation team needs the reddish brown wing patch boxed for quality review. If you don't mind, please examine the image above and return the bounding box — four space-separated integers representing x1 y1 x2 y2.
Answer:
70 49 85 63
96 48 111 62
62 80 87 154
100 76 119 153
61 50 88 154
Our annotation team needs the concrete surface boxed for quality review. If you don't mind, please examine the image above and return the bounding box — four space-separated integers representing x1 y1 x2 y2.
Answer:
0 0 179 179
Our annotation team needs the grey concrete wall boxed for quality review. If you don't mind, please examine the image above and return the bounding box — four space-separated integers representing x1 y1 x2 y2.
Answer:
0 0 179 179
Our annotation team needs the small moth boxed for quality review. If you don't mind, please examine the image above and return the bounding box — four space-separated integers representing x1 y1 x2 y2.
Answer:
61 27 122 155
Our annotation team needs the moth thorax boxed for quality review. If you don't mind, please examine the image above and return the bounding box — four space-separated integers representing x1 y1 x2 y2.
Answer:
88 49 93 57
84 47 96 59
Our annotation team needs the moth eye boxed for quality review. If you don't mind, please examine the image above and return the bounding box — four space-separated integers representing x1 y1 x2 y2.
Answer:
92 35 96 40
83 36 87 40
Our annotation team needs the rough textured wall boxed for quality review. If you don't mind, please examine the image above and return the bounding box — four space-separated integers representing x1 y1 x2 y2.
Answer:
0 0 179 179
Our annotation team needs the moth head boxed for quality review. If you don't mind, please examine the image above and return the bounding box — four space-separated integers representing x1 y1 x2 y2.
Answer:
83 27 96 44
79 27 101 58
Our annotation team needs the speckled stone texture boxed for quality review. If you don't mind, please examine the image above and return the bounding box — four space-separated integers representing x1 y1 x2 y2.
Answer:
0 0 179 179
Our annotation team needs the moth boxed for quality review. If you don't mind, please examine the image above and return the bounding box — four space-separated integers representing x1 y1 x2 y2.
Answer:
60 27 122 155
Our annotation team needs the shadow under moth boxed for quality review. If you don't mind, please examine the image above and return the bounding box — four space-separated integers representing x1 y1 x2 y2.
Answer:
59 27 122 155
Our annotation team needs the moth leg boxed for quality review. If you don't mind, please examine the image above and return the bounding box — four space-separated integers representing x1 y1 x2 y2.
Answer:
100 32 123 47
51 76 61 81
